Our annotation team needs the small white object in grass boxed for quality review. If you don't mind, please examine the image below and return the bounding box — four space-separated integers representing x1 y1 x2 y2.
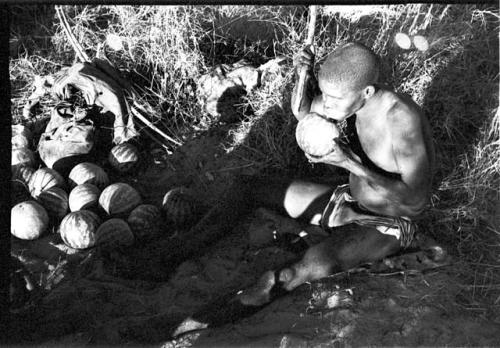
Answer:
394 32 411 50
413 35 429 51
298 231 308 238
106 33 124 51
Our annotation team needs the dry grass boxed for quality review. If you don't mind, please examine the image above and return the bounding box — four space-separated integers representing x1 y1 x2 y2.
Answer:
10 4 499 312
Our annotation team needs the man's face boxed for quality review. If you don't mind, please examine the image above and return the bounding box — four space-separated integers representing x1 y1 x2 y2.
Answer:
317 77 365 121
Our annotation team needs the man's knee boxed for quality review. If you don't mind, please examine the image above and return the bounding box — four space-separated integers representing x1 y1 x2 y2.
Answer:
333 224 400 269
283 180 333 222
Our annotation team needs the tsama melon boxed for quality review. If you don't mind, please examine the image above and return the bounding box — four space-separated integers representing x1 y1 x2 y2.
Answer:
28 168 65 199
295 112 340 157
127 204 162 241
11 201 49 240
69 183 101 212
59 210 101 249
12 165 35 185
161 187 198 227
11 181 31 206
108 143 140 173
98 183 142 217
68 162 109 189
38 186 69 221
95 218 134 248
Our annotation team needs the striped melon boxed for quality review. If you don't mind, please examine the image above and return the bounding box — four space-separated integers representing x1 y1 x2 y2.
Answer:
95 218 134 248
108 143 140 173
38 186 69 221
59 210 101 249
11 201 49 240
69 183 101 212
12 165 35 186
99 183 142 217
11 180 31 206
12 148 36 168
68 162 109 189
28 168 65 199
127 204 162 241
161 187 198 227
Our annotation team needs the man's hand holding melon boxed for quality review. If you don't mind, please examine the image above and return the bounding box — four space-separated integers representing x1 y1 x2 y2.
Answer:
295 112 358 167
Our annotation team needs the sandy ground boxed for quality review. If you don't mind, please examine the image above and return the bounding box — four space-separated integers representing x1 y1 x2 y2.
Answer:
10 131 500 347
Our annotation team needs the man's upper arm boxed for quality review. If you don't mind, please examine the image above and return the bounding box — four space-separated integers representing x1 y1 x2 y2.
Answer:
390 108 432 194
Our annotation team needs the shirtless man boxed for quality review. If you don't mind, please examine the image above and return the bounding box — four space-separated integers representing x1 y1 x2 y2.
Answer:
233 41 435 304
174 42 435 334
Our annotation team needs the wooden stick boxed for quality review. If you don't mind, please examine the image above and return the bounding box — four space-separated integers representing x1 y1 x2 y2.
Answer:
130 106 182 146
55 6 90 63
292 5 318 114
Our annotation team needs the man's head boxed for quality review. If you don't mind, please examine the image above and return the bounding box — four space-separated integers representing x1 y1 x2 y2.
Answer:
318 42 380 121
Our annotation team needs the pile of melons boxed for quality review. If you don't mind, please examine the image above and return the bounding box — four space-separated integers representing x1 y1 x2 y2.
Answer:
11 133 200 251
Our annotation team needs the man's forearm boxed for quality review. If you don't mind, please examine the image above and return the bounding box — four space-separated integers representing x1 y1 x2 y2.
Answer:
291 74 317 120
343 158 410 204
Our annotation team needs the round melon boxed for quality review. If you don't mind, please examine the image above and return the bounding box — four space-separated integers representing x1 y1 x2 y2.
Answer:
127 204 162 241
108 143 140 173
28 168 65 199
98 183 142 217
11 201 49 240
11 180 31 206
59 210 101 249
12 165 35 185
12 148 36 168
69 183 101 212
68 162 109 189
161 187 198 227
38 186 69 221
95 218 135 248
295 113 340 157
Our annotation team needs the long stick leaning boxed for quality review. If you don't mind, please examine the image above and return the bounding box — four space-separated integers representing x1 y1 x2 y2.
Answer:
292 6 318 115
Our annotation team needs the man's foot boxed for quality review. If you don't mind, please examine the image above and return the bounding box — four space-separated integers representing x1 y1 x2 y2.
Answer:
173 270 290 338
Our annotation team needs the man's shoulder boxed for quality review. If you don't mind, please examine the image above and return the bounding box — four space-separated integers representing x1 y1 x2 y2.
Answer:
380 90 423 130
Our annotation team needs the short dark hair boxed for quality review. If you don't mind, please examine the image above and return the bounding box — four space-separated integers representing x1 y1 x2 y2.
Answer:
318 42 380 91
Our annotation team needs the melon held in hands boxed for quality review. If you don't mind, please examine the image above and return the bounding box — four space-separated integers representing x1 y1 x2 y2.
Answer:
11 201 49 240
295 113 340 157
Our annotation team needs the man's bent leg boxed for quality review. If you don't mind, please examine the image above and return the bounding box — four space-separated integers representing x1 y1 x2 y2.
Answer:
240 176 335 224
243 223 401 301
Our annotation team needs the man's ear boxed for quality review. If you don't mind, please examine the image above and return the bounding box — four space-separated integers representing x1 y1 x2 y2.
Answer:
363 85 376 99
